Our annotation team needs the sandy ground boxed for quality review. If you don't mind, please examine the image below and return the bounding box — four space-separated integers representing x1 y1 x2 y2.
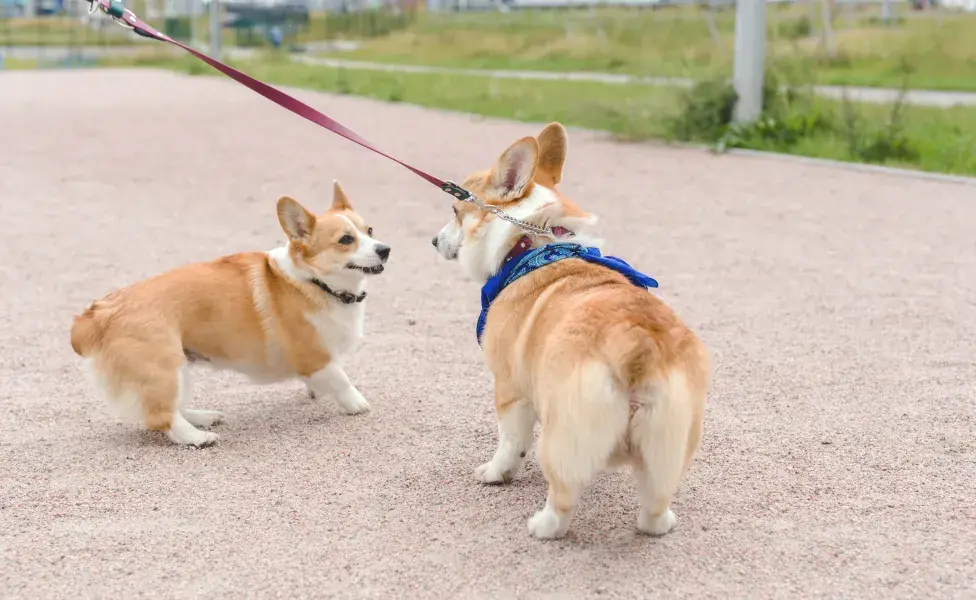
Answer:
1 69 974 599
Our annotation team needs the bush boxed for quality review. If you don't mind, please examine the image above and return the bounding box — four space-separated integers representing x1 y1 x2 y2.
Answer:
668 79 738 142
840 88 919 164
666 68 919 167
776 15 812 40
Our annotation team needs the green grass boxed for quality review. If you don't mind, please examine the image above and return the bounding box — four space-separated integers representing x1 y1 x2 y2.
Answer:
7 5 976 91
99 52 976 177
320 6 976 92
0 15 135 46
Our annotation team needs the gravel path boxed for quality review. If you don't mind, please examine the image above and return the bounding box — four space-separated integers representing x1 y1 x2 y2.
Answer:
1 69 974 599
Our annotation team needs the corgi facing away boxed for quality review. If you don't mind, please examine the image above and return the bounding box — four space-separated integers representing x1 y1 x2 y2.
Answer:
431 123 710 540
70 181 390 447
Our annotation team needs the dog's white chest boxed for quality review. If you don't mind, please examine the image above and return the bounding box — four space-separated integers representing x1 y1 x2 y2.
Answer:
304 303 365 361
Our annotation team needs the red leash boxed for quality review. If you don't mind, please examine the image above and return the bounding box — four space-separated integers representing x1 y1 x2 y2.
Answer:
84 0 568 238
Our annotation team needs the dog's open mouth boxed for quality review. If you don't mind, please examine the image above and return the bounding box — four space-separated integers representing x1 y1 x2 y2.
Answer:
346 264 385 275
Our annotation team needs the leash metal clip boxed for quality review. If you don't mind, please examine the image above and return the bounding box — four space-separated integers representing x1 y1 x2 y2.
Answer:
440 180 574 239
86 0 137 31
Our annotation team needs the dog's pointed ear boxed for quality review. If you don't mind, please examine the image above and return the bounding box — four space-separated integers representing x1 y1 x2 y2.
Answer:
535 122 567 187
277 196 316 243
488 136 539 202
331 180 353 211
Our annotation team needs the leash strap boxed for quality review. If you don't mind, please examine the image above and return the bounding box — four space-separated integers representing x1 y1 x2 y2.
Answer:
88 0 447 188
85 0 571 239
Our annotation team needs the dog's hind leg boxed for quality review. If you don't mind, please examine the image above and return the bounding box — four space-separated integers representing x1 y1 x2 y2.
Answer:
113 353 219 448
528 363 630 540
177 366 224 427
475 380 536 484
143 367 219 448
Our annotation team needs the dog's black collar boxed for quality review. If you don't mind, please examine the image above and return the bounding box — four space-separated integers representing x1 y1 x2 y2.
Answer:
309 278 367 304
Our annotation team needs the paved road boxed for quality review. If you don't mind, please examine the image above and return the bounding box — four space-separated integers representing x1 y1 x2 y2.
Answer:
1 69 974 599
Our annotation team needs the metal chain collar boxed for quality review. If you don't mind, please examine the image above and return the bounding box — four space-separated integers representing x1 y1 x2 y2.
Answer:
440 181 574 239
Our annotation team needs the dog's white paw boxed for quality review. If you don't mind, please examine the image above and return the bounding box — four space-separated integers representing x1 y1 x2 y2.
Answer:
637 508 676 536
527 507 569 540
336 390 371 415
182 409 224 428
168 428 219 448
474 461 513 484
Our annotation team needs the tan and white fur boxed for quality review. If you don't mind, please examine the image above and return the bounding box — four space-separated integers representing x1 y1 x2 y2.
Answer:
432 123 709 539
70 181 390 447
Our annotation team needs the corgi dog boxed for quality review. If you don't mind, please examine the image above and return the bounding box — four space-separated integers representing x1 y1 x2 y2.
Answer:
431 123 709 540
70 181 390 447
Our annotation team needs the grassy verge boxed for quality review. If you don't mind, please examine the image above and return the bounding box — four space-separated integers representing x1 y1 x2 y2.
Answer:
93 51 976 177
6 5 976 92
324 6 976 93
0 16 135 46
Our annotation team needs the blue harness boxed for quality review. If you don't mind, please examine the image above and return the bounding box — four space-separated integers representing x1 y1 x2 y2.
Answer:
476 243 659 346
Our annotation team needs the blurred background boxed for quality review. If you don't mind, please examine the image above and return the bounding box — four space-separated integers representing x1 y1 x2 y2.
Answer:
3 0 975 175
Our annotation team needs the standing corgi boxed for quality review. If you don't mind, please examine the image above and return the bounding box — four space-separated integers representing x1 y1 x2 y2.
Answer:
70 181 390 447
431 123 709 539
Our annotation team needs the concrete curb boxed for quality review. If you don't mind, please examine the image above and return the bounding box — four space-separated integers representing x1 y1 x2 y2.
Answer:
723 148 976 187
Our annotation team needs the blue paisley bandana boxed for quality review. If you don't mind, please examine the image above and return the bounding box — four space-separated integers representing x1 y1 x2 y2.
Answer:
477 243 659 346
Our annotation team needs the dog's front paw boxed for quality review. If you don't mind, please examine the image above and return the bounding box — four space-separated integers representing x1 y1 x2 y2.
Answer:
637 508 676 536
474 461 513 484
527 507 569 540
336 389 371 415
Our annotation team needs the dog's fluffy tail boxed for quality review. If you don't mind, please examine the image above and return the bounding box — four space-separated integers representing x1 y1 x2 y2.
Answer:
625 328 710 483
70 304 102 357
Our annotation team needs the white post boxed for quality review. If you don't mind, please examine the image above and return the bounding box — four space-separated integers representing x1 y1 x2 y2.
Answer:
819 0 835 57
732 0 766 125
191 0 198 47
881 0 892 23
209 0 221 59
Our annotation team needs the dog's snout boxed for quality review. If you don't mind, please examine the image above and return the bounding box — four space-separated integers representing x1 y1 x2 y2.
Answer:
431 236 439 249
375 244 391 261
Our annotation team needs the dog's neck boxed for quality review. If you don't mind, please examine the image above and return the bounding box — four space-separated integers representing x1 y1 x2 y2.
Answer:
308 277 367 304
503 235 534 265
499 226 576 269
268 246 366 302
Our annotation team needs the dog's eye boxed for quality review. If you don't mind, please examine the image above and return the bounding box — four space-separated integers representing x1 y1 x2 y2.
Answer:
367 227 374 237
338 235 355 245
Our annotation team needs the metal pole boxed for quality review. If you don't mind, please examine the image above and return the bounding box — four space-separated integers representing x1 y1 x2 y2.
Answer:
209 0 221 59
732 0 766 125
190 0 198 47
881 0 892 24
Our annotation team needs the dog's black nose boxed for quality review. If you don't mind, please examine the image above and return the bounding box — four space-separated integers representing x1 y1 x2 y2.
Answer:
431 236 439 249
376 244 391 261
